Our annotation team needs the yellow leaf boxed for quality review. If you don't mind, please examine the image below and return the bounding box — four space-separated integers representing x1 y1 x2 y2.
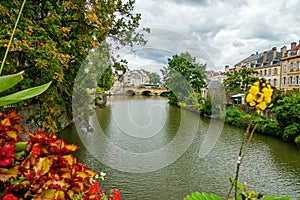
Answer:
67 190 74 198
34 157 52 176
33 189 56 200
65 144 79 152
0 167 19 182
76 172 88 179
6 130 17 140
62 155 75 166
1 118 11 126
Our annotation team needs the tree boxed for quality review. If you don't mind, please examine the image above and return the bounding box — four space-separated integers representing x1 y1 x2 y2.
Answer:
224 68 258 94
0 0 144 132
161 52 206 106
272 92 300 142
147 72 161 85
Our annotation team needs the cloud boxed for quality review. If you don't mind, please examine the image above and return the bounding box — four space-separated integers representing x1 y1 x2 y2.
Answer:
130 0 300 71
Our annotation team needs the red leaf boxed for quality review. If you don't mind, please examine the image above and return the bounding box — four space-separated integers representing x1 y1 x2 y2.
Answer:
7 110 22 122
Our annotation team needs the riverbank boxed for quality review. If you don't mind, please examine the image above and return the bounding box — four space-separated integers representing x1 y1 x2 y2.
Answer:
168 97 300 148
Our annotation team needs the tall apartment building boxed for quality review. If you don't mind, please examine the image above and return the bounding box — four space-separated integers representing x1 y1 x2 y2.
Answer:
251 47 281 88
229 41 300 91
280 41 300 91
231 47 281 88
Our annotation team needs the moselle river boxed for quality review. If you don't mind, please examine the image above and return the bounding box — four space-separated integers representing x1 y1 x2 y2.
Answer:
62 96 300 199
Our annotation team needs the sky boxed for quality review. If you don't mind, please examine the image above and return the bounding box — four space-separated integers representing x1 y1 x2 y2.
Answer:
119 0 300 73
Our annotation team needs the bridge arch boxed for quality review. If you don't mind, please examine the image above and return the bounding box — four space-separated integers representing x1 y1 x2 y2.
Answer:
160 91 169 96
126 90 135 95
141 90 151 96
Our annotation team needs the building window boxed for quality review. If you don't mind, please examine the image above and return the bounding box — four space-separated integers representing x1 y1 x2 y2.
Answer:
290 76 293 85
293 62 297 70
283 77 287 85
264 70 267 76
268 69 271 75
298 76 300 85
260 70 262 76
274 79 277 87
297 76 299 85
274 68 277 75
283 64 287 72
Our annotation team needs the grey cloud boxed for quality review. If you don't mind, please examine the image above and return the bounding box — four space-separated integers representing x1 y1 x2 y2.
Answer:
134 48 171 64
169 0 208 6
133 0 300 68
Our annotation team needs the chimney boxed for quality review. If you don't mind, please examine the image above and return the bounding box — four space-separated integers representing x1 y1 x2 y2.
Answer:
272 47 277 60
225 65 229 72
291 42 297 50
263 51 268 62
281 46 287 58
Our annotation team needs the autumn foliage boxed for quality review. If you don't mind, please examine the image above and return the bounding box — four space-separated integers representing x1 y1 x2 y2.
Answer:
0 110 120 200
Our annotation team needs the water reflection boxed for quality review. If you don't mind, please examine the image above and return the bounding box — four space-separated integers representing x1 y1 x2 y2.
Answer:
62 96 300 199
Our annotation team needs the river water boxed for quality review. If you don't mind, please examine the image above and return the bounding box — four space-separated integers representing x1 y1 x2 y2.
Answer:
62 96 300 199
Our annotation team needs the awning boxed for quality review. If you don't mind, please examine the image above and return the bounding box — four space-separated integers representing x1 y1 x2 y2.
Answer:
231 93 245 98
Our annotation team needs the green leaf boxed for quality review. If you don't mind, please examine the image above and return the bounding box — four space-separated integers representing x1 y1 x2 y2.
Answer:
15 142 28 152
0 71 24 93
15 151 25 159
183 192 222 200
264 195 292 200
0 81 51 107
10 175 26 185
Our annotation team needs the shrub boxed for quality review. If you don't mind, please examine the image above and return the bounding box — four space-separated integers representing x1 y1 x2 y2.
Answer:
0 110 120 200
256 120 280 136
295 135 300 147
226 107 242 118
283 123 300 142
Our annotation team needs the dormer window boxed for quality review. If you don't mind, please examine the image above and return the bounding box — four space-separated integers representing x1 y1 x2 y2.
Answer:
297 49 300 55
288 51 293 56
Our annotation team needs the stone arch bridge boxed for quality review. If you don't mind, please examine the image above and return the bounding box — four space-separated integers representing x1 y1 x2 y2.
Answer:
112 86 169 96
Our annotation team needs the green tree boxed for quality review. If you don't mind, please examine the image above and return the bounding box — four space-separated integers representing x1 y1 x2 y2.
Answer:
0 0 144 132
147 72 161 85
161 52 206 106
224 68 258 94
98 67 113 91
272 92 300 142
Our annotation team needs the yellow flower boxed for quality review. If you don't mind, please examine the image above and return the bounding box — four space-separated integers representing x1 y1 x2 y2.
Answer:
264 97 271 104
246 79 273 112
246 93 254 103
256 102 266 111
249 85 259 94
249 101 256 106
